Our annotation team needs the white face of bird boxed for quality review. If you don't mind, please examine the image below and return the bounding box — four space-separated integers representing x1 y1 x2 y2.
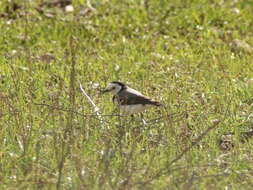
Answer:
102 82 123 95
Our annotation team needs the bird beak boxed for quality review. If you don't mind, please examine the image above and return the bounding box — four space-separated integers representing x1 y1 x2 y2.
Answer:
101 89 110 94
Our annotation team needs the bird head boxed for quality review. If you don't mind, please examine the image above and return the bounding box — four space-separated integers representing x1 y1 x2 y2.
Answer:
102 81 126 95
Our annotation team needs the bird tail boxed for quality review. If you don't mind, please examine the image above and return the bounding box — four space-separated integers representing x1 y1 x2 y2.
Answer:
151 101 163 106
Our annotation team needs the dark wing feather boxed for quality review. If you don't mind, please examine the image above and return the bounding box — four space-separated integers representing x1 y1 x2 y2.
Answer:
116 91 161 106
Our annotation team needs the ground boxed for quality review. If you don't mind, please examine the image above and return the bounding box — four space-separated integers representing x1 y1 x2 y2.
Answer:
0 0 253 189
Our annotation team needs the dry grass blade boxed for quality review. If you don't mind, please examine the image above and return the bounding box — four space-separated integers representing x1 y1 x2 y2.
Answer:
79 81 105 125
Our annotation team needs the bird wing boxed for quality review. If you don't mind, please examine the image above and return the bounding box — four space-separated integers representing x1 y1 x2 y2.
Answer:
116 90 161 106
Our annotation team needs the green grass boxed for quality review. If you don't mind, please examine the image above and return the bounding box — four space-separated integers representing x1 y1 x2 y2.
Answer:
0 0 253 189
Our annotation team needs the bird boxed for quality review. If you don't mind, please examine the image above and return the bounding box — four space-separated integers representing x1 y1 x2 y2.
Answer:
102 81 162 115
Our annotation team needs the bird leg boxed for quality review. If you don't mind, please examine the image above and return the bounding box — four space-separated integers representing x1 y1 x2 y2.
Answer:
140 113 147 125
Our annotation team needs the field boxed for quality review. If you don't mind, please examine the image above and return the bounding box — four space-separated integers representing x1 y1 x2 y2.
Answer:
0 0 253 189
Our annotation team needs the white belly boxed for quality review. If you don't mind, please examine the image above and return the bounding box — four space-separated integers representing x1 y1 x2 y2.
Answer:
119 104 150 115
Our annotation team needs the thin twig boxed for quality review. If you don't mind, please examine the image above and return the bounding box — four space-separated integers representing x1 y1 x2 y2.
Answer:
134 119 222 187
34 103 193 126
34 103 124 117
56 35 77 190
134 98 232 187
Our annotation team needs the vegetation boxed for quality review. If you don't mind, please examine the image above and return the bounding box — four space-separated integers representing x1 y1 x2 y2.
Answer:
0 0 253 189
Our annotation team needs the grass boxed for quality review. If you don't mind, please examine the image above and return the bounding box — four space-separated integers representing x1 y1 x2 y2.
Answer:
0 0 253 189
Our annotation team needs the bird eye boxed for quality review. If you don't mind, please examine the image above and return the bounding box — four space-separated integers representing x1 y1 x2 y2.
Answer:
112 87 116 90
